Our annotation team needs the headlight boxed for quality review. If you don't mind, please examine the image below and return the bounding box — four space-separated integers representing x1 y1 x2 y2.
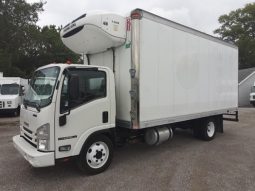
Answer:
36 123 50 151
7 101 12 104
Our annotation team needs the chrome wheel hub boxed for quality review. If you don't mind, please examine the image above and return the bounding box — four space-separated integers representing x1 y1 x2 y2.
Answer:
207 121 215 137
86 141 109 169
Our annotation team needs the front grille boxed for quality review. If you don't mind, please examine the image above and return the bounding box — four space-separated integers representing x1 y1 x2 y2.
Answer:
24 133 32 140
21 126 37 146
22 136 37 148
23 126 32 134
0 101 5 108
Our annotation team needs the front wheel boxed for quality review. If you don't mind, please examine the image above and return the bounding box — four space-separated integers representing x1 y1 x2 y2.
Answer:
13 106 20 117
76 134 113 175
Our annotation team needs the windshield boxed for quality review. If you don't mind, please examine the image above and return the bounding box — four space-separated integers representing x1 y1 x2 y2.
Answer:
1 84 19 95
24 66 60 108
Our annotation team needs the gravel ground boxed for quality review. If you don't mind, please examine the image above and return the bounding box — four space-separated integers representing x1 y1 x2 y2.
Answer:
0 108 255 191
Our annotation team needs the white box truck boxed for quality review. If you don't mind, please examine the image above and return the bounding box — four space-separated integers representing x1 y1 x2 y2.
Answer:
0 77 28 116
13 9 238 174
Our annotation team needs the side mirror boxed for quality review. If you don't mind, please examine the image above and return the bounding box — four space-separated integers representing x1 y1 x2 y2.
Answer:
19 86 25 96
68 74 79 100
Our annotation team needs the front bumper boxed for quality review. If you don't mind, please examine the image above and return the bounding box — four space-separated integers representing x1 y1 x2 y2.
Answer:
13 135 55 167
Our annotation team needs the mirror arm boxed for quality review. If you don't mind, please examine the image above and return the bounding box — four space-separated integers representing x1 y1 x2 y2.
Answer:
66 108 70 115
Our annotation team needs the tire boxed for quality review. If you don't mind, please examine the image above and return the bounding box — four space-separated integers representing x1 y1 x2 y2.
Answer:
193 118 216 141
76 134 113 175
13 106 20 117
200 118 216 141
172 127 176 133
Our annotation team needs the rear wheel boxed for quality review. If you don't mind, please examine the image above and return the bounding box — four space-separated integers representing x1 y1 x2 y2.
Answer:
201 118 216 141
193 118 216 141
76 134 113 175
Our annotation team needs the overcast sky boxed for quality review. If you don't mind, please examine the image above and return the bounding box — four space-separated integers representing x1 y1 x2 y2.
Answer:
26 0 253 35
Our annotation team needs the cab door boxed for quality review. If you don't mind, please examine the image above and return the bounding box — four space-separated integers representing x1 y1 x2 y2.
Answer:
55 67 112 159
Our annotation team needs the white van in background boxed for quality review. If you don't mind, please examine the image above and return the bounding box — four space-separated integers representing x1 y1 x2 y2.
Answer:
0 77 28 116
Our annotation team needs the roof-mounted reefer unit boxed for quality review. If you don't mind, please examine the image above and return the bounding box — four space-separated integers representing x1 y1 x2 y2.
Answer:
61 13 127 54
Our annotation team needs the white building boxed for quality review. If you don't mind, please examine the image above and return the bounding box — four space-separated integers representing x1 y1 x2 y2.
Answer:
238 67 255 107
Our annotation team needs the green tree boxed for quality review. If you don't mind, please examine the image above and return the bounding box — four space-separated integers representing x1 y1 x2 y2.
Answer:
214 3 255 69
15 25 80 77
0 0 44 76
0 0 80 78
39 25 80 65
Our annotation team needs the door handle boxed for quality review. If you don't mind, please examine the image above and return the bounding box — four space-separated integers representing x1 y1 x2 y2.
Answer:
59 110 70 127
102 111 108 123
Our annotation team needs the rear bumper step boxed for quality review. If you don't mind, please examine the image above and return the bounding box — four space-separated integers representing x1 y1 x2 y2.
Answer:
223 110 238 122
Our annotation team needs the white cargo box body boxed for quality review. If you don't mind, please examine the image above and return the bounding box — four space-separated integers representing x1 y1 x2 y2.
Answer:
61 9 238 129
137 10 238 128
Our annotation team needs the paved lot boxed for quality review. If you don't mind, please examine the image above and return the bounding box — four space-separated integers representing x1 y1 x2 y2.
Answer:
0 108 255 191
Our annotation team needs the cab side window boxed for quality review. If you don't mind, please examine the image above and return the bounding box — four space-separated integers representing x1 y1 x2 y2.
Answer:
60 75 69 113
60 69 106 113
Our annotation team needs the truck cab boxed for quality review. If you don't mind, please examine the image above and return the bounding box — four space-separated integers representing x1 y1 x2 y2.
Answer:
13 11 124 174
13 64 116 173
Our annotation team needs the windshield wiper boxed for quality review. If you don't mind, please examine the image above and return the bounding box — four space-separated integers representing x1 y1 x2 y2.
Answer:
34 102 41 112
23 99 41 112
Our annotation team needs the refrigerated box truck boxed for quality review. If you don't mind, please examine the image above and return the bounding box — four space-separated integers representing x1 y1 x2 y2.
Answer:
13 9 238 174
0 77 28 116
